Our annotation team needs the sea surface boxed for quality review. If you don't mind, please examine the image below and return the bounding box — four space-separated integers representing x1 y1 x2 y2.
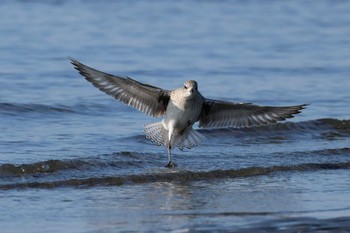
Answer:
1 0 350 232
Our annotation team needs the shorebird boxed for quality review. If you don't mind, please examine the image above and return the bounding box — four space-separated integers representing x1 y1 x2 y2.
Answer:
70 58 307 167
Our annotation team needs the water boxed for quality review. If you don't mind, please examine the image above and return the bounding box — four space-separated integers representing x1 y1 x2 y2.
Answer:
1 0 350 232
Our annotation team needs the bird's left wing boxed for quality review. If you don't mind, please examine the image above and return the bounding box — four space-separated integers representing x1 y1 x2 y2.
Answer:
199 98 307 128
70 58 170 117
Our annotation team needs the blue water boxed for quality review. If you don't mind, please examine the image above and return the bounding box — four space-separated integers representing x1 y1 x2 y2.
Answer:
1 0 350 232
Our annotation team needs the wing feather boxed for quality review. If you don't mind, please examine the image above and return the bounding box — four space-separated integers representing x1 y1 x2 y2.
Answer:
199 99 307 128
70 58 170 117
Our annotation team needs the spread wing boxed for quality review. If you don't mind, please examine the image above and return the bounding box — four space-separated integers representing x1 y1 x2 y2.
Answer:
199 99 307 128
70 58 170 117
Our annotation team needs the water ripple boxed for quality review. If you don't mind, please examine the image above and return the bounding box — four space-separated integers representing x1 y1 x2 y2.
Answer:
1 161 349 190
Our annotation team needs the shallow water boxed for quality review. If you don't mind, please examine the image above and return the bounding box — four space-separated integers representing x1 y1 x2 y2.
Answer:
1 0 350 232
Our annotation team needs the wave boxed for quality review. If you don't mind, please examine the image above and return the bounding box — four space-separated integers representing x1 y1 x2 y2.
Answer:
196 118 350 141
0 152 145 177
0 159 349 190
234 216 350 233
0 102 119 116
0 103 76 115
1 148 349 178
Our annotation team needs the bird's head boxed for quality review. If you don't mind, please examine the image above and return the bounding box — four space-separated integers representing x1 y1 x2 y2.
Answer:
182 80 198 97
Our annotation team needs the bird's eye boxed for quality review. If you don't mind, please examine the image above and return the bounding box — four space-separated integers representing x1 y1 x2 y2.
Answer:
184 85 188 89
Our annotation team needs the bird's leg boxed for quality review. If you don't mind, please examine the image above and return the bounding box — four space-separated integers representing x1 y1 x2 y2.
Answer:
165 145 176 168
165 126 176 168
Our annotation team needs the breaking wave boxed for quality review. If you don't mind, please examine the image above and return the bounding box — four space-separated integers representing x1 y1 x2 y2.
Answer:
0 157 349 190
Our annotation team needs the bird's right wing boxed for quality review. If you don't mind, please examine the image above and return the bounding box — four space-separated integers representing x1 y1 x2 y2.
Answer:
199 98 307 128
70 58 171 117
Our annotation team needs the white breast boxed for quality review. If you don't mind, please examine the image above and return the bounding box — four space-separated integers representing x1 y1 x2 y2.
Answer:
162 94 203 136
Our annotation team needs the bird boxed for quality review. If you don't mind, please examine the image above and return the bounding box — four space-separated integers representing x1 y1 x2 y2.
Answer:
69 58 307 167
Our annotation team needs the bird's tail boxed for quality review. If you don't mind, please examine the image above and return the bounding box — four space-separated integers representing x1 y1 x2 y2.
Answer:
144 122 205 149
144 122 165 147
176 128 206 150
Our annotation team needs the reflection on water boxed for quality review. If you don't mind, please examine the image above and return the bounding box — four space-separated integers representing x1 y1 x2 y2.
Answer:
83 170 350 231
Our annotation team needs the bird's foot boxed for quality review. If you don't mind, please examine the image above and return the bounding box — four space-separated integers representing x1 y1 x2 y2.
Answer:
165 161 177 168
